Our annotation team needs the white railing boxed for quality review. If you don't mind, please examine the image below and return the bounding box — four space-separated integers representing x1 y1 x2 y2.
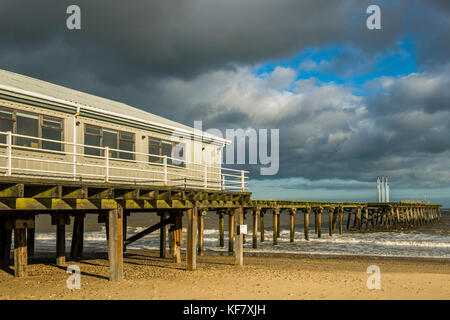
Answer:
0 131 249 192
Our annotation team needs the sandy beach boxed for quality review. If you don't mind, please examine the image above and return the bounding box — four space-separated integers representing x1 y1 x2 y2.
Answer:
0 250 448 300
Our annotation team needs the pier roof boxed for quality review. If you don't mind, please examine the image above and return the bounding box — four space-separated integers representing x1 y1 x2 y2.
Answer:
0 69 229 145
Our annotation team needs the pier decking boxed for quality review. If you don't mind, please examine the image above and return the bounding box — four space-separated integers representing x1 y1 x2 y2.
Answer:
0 177 442 281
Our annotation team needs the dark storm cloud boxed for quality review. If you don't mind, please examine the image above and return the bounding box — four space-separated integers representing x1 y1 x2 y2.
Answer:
1 0 450 191
0 0 432 82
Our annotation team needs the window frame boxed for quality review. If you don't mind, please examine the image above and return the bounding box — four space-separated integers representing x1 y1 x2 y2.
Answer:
83 124 135 160
148 137 186 168
0 106 64 151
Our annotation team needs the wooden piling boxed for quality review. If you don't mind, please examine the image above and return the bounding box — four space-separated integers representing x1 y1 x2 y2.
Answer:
289 209 296 242
235 207 244 266
304 207 310 241
123 212 128 253
317 208 323 238
53 214 70 266
328 207 334 236
314 211 318 234
171 211 182 264
70 214 84 260
56 223 66 266
365 208 370 230
107 205 123 281
331 207 338 233
260 211 265 242
228 210 235 255
339 207 344 234
187 206 198 271
273 208 279 245
219 211 225 247
252 209 259 249
346 209 352 230
14 227 27 278
168 225 175 257
243 211 247 244
276 213 281 238
160 212 167 258
198 210 205 256
355 207 362 230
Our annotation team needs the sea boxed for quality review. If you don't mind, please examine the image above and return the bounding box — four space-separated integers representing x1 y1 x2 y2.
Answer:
31 209 450 261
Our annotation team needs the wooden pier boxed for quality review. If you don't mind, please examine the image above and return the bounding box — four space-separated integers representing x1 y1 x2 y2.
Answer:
0 178 442 281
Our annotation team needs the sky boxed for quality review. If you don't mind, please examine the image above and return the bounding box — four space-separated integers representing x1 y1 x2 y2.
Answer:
1 0 450 205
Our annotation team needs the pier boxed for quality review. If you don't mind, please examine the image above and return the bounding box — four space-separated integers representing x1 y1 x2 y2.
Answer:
0 177 442 281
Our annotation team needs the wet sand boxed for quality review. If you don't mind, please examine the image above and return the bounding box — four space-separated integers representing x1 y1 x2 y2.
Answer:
0 250 449 300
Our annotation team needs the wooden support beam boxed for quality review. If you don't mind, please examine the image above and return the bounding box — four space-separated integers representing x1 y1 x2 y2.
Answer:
304 208 310 241
235 207 244 266
289 209 296 242
186 206 197 271
228 211 234 255
107 204 123 281
219 211 225 247
346 209 352 230
243 211 246 244
14 227 27 277
14 228 28 278
273 208 279 245
56 223 66 266
339 207 344 234
314 210 318 234
317 207 323 238
197 210 206 256
70 214 85 260
160 212 167 258
260 211 265 242
276 213 281 238
175 212 182 263
328 207 334 236
252 209 259 249
123 213 128 253
331 207 338 233
169 211 182 263
52 214 70 266
124 217 172 246
355 207 362 230
365 208 370 230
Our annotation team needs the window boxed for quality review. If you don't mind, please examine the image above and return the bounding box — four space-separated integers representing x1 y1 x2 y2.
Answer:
0 107 64 150
84 125 135 160
84 125 102 156
41 117 63 151
0 108 13 144
148 137 185 167
16 112 39 148
103 129 118 158
119 132 134 160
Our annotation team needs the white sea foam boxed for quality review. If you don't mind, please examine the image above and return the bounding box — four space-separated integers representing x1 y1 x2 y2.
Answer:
31 228 450 259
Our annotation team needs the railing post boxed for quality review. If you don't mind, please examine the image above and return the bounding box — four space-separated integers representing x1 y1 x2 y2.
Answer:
241 170 245 192
6 131 11 176
221 174 225 191
105 146 109 182
73 141 77 180
204 164 208 189
163 156 168 186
